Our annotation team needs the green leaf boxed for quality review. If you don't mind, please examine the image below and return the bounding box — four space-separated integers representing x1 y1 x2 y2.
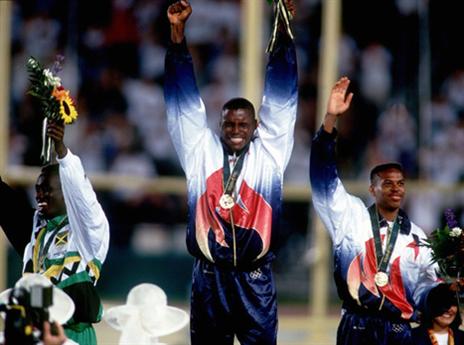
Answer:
426 223 464 279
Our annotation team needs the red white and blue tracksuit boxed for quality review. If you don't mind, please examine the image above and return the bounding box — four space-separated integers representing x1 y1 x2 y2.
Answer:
164 32 297 345
310 127 439 345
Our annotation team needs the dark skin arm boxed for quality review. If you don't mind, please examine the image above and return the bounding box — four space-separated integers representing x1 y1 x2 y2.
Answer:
285 0 296 17
281 0 296 23
323 76 354 133
47 121 68 159
449 279 464 293
167 0 192 44
166 0 296 44
0 177 33 255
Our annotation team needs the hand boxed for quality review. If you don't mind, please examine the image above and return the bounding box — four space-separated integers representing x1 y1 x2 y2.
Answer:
42 322 67 345
167 1 192 26
167 1 192 43
284 0 296 18
275 0 296 35
327 77 353 116
323 77 354 133
47 120 68 159
449 278 464 292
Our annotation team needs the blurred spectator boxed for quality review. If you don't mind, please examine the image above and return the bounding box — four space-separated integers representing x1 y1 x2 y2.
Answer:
22 12 61 62
359 43 392 109
443 69 464 111
104 0 139 77
122 78 182 175
376 102 417 176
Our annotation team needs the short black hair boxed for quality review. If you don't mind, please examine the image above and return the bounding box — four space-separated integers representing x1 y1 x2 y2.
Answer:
369 162 404 183
40 164 60 178
222 97 256 120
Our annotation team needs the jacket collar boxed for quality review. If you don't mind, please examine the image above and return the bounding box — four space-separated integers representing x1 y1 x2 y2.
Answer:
369 204 411 235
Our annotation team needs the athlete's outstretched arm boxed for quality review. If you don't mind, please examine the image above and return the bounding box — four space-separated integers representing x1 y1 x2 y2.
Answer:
258 0 298 171
164 1 210 174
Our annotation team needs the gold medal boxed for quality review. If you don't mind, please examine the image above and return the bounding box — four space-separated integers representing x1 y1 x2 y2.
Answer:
219 194 235 210
374 272 389 287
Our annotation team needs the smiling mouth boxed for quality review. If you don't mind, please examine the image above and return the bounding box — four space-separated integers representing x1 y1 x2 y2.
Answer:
230 137 244 145
442 312 455 318
37 202 48 212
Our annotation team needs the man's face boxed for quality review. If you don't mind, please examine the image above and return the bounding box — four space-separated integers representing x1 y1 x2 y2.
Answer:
220 108 257 153
369 168 405 212
35 172 66 219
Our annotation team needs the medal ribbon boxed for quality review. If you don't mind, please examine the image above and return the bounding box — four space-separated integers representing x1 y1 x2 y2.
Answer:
222 144 249 198
266 0 294 53
368 205 400 274
222 145 249 267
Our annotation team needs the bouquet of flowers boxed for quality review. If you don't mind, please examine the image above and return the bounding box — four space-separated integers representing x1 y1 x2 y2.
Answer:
26 55 78 164
425 209 464 280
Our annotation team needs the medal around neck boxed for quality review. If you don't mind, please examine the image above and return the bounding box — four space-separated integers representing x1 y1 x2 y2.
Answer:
374 271 389 287
219 194 235 210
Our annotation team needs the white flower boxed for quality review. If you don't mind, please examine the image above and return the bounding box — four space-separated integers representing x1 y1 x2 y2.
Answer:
43 69 61 87
27 58 38 68
450 227 462 237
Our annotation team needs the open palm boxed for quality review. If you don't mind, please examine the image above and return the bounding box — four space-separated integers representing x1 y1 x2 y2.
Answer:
327 77 353 116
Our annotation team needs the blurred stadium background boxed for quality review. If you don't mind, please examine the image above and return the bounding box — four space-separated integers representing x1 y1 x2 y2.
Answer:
1 0 464 344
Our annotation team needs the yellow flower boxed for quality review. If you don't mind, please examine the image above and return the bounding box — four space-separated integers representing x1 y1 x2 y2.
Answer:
52 87 78 124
